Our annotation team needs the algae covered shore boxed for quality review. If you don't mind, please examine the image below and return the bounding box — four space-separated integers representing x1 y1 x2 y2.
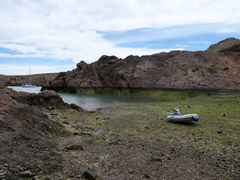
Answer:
41 90 240 179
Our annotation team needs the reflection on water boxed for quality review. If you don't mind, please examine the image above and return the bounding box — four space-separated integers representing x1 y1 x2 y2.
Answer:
8 86 42 93
58 93 155 111
8 86 156 111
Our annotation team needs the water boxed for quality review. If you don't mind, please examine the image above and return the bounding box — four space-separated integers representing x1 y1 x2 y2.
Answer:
8 86 156 111
58 93 155 111
8 86 42 93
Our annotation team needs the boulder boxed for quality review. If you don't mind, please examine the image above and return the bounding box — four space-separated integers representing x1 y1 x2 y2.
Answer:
65 139 84 151
81 168 97 180
20 170 34 177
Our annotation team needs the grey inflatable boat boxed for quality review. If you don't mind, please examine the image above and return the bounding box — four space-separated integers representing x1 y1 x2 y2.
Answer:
167 108 199 122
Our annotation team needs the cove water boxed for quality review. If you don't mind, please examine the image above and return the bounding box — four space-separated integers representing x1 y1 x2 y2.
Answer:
8 86 156 111
8 86 42 93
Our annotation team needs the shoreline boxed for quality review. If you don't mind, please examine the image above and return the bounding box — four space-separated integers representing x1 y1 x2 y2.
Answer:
42 86 240 97
42 85 240 93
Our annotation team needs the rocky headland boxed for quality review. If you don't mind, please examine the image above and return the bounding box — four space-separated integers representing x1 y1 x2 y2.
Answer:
0 73 58 87
43 38 240 93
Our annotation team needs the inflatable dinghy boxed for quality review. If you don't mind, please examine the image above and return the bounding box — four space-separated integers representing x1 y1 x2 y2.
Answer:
167 108 199 122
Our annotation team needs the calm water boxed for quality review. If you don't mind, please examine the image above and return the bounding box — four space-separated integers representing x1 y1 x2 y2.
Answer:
58 92 156 111
8 86 42 93
8 86 156 111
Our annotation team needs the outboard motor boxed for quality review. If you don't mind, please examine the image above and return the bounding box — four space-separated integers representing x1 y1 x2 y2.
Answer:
173 108 181 115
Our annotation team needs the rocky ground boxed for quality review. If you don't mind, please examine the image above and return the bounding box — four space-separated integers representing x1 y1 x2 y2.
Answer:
0 88 69 180
38 91 240 180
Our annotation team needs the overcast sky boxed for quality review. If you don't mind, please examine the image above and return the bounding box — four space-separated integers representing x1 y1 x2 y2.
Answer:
0 0 240 75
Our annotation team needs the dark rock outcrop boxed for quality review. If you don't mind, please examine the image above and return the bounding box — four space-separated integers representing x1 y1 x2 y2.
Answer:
5 88 64 106
0 88 66 179
43 38 240 91
206 37 240 53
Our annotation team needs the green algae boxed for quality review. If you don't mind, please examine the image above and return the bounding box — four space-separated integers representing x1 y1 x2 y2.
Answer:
61 87 205 101
105 92 240 158
131 89 201 100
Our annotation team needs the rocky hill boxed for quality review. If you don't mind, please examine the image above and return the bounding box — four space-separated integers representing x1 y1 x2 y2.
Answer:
43 38 240 92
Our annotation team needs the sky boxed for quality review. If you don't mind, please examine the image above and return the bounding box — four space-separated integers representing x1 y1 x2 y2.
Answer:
0 0 240 75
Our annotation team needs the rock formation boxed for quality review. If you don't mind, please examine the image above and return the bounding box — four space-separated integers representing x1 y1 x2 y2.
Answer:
43 38 240 91
0 88 66 179
5 88 64 106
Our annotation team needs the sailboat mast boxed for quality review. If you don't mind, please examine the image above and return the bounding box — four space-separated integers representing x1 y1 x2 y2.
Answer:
29 68 32 85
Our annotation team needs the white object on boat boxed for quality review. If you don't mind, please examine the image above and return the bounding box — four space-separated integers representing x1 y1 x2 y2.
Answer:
22 84 36 88
167 108 199 122
22 67 36 88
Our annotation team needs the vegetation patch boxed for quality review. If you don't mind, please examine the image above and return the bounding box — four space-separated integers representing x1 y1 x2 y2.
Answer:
69 87 205 101
207 64 218 74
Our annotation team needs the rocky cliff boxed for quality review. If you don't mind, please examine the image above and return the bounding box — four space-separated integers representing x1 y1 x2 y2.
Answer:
43 38 240 91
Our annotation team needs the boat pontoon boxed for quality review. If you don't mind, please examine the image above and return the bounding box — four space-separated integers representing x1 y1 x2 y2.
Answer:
167 108 199 122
